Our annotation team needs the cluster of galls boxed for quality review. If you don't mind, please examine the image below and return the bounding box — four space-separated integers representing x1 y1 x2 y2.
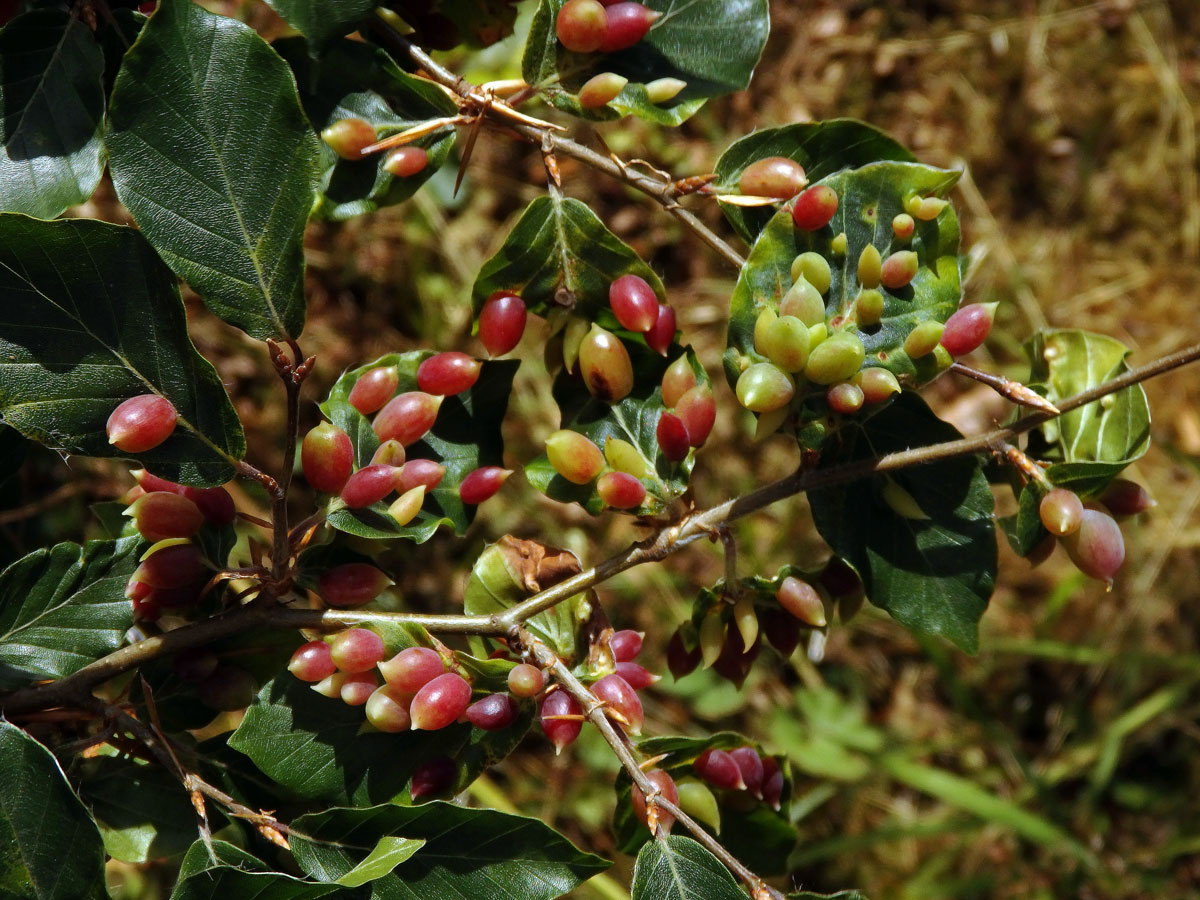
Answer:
729 157 996 435
319 118 430 176
539 629 655 753
122 470 236 621
302 351 511 516
667 565 862 685
1034 479 1151 584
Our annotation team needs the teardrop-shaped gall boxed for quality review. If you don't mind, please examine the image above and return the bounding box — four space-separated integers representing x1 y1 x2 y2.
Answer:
754 307 777 356
854 289 885 327
600 1 660 52
135 541 206 590
388 485 426 526
736 363 794 412
379 646 444 691
562 316 590 374
610 629 643 662
410 757 456 801
370 440 405 469
417 351 481 396
631 769 678 834
546 430 605 484
661 355 697 408
125 492 203 543
302 422 354 494
776 576 826 627
321 117 376 160
733 593 758 651
604 436 653 480
1098 478 1155 518
340 464 399 508
348 366 399 415
410 672 473 730
676 384 716 446
940 303 997 357
760 316 810 373
597 471 646 509
373 392 443 445
790 251 831 294
645 305 676 356
478 291 527 357
791 185 838 231
592 673 644 734
667 627 700 679
340 675 377 710
730 747 764 796
556 0 606 52
914 196 948 220
826 381 865 415
1062 508 1125 583
857 243 882 289
1039 488 1084 537
903 321 944 359
539 690 584 753
645 77 686 105
288 641 336 683
578 71 628 108
397 458 446 493
329 628 385 673
761 757 784 810
880 250 918 290
107 395 177 453
779 277 825 326
579 325 634 403
383 146 427 177
459 466 512 504
856 367 901 404
507 663 545 697
365 684 413 732
693 748 745 790
675 780 721 833
609 274 659 332
739 156 807 199
466 693 519 730
656 412 690 461
319 563 393 608
892 213 915 240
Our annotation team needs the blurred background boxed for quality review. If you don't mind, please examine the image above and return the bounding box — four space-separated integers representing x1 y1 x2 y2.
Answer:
14 1 1200 897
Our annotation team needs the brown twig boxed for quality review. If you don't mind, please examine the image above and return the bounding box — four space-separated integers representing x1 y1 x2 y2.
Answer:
950 362 1060 415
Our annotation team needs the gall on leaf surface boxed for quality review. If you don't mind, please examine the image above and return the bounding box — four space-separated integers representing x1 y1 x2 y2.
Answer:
472 194 666 325
808 393 996 654
291 802 609 899
275 37 458 220
0 217 245 485
526 345 707 516
724 161 961 440
613 732 796 874
319 351 517 542
0 722 107 900
714 120 916 243
0 536 140 691
228 675 533 807
0 10 105 220
106 0 319 341
463 536 593 664
523 0 769 126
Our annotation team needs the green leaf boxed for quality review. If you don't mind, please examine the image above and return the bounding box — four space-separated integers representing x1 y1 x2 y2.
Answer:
106 0 319 341
171 840 340 900
76 756 198 864
276 37 458 220
319 353 517 540
526 344 704 516
228 676 532 805
0 723 106 900
630 835 746 900
808 393 996 653
725 161 962 436
264 0 377 50
1000 482 1048 558
1025 329 1150 497
0 215 245 485
878 754 1093 863
714 119 917 243
473 194 666 320
333 836 425 887
0 537 139 691
291 802 609 899
0 10 105 220
463 538 593 663
524 0 769 126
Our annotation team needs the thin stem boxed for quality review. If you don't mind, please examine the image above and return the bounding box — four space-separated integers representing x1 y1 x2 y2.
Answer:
522 630 783 900
949 362 1060 415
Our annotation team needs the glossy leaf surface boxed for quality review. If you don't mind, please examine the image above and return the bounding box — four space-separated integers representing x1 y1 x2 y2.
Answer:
630 835 746 900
